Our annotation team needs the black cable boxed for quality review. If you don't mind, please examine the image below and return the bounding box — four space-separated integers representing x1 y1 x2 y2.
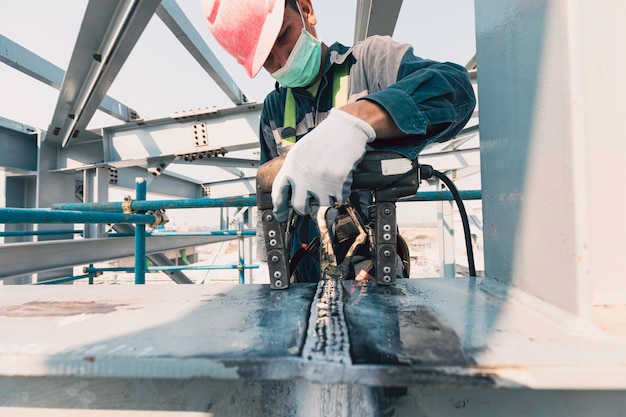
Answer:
424 167 476 277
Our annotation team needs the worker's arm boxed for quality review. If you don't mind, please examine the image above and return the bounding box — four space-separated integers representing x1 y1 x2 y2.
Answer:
270 36 475 220
347 35 475 156
340 99 450 141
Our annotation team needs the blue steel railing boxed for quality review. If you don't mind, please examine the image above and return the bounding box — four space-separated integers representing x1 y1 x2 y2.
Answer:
51 196 257 212
0 176 481 285
0 177 260 285
0 208 160 225
0 229 84 237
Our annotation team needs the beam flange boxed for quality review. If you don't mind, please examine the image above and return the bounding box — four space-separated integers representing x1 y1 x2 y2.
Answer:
45 0 161 147
354 0 403 42
0 234 237 280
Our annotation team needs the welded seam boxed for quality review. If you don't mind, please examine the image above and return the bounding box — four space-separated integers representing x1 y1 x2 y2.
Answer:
301 279 352 364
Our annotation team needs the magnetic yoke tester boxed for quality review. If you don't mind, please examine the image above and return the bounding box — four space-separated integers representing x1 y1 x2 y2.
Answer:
257 150 471 289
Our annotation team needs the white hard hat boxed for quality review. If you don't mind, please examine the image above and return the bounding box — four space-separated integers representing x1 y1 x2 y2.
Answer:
202 0 286 77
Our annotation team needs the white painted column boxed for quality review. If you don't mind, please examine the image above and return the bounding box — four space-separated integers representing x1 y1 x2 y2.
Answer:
475 0 626 316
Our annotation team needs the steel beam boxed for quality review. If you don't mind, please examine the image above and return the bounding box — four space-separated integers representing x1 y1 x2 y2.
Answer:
202 176 257 199
0 279 624 389
0 33 64 89
45 0 161 147
98 105 262 194
0 34 139 122
0 118 37 172
0 234 236 281
51 163 203 199
102 105 262 163
354 0 403 42
115 166 202 198
0 380 624 417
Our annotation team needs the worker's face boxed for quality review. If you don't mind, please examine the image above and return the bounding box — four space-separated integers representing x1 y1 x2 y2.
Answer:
263 1 318 74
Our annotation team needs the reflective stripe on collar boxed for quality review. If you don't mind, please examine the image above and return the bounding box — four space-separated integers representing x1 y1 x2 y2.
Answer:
282 60 350 147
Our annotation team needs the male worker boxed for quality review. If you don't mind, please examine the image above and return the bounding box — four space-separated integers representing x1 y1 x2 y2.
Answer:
203 0 475 282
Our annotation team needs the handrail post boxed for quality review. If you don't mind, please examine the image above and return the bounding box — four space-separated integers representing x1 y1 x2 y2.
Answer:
135 178 147 285
88 263 95 285
238 221 244 284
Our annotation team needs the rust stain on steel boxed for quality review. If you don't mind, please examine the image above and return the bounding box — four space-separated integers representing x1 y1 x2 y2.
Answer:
0 301 126 317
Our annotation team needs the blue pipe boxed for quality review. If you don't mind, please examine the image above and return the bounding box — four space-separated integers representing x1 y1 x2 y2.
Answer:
84 265 259 273
0 208 158 224
238 222 245 284
135 178 147 285
0 229 84 237
51 196 257 212
150 230 256 236
154 265 259 271
88 264 95 285
50 191 481 214
108 230 256 238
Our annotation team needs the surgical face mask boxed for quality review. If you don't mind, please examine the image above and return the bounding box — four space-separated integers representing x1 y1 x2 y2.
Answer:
270 9 322 88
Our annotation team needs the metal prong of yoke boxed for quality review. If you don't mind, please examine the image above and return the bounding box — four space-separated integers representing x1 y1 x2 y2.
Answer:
256 157 291 289
351 151 420 285
375 201 397 285
261 209 289 289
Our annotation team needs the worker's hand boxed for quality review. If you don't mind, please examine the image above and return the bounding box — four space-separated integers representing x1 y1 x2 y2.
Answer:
271 108 376 222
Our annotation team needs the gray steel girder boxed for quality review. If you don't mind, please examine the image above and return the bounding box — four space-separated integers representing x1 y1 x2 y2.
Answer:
0 234 236 281
45 0 162 147
0 120 37 172
354 0 404 42
0 34 138 122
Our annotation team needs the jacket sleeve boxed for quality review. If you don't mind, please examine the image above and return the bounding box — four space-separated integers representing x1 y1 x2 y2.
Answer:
259 102 277 165
351 36 476 157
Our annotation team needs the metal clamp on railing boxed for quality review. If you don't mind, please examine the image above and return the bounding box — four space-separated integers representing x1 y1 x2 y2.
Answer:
147 208 169 228
122 196 134 213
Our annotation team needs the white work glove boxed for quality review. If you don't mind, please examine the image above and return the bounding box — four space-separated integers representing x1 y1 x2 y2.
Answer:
271 108 376 222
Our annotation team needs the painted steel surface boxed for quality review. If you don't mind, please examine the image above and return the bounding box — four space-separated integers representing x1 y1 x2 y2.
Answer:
0 279 624 389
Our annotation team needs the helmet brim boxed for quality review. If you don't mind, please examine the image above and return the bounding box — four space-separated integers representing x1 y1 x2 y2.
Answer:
245 0 285 77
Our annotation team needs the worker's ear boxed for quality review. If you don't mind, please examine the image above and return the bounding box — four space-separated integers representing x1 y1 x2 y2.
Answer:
298 0 317 27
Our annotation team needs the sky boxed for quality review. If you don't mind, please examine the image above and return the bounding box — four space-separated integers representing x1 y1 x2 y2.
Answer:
0 0 476 131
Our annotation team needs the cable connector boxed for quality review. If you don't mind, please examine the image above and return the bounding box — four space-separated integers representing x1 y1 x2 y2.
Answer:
419 164 434 180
